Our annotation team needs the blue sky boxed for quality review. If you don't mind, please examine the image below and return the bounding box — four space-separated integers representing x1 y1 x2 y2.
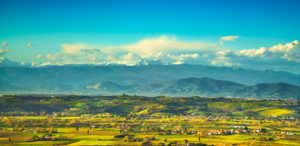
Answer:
1 0 300 73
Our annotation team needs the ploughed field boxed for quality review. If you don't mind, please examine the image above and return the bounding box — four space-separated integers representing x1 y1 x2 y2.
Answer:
0 95 299 145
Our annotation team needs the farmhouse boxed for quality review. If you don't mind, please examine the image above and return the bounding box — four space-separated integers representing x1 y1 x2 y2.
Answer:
232 125 247 130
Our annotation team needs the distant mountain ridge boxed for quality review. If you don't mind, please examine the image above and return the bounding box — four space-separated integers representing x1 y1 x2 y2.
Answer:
123 77 300 99
234 82 300 99
1 64 300 99
127 77 246 97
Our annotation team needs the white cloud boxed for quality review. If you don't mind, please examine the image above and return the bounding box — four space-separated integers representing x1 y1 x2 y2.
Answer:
219 36 239 45
27 43 32 47
211 60 217 65
167 53 199 61
268 40 298 53
0 49 7 55
86 83 102 89
61 44 91 54
42 35 218 66
235 47 267 57
46 54 57 60
123 35 217 58
212 40 300 73
232 40 300 62
39 62 51 66
1 42 7 46
172 61 184 65
224 62 232 66
210 55 234 66
46 54 52 59
36 54 42 59
34 36 300 73
216 50 231 56
220 36 239 41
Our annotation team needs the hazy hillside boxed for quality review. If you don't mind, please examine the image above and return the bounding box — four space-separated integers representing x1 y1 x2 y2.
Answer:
234 83 300 99
127 77 246 97
1 64 300 98
123 78 300 99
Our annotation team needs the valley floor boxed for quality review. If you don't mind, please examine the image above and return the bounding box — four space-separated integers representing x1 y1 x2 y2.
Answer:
0 95 299 145
0 117 300 145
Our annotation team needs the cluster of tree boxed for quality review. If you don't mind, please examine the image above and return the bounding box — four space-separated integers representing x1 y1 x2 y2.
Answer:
0 95 298 119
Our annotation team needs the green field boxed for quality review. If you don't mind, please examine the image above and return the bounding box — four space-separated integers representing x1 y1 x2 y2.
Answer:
0 95 299 145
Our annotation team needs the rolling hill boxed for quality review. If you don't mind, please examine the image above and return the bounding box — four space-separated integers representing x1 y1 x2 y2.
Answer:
127 77 246 97
124 78 300 99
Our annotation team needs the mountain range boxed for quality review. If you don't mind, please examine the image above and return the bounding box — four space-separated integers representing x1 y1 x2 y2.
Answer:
84 78 300 99
0 64 300 99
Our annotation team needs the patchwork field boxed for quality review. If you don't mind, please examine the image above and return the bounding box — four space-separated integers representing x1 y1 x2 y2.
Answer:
0 95 299 145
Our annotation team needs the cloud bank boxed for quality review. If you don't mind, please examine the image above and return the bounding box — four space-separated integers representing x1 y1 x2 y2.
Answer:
44 35 217 66
36 35 300 73
1 35 299 74
213 40 300 73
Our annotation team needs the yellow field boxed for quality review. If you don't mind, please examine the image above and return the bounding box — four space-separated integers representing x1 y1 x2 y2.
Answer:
259 108 294 117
